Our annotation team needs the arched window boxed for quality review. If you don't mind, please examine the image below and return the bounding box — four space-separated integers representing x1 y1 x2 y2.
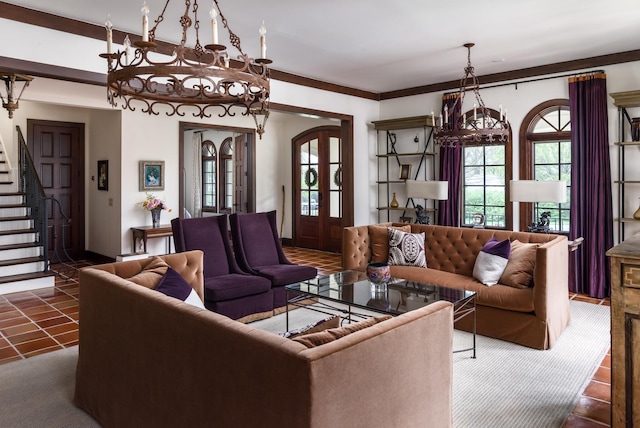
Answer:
219 138 233 213
201 140 217 212
462 108 512 229
519 100 571 233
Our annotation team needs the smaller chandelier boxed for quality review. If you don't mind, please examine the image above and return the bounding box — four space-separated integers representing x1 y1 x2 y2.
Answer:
100 0 272 138
0 73 33 119
433 43 509 147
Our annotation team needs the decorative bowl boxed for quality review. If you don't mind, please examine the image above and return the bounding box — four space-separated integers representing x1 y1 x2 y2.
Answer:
366 262 391 285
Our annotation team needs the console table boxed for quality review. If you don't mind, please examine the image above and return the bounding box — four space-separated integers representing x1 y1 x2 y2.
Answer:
607 232 640 427
131 225 173 254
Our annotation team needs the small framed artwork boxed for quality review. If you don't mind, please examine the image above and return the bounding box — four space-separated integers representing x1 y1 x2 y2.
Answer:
399 164 412 180
399 216 412 224
139 160 165 191
97 160 108 191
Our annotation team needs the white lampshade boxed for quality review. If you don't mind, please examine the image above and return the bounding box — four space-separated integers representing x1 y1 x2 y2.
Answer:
510 180 567 203
406 180 449 200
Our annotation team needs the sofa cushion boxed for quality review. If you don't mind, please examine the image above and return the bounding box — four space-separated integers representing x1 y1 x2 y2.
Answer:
292 315 392 348
279 315 340 338
369 224 411 263
126 256 170 288
500 240 539 289
156 267 205 309
387 229 426 268
252 264 317 287
473 238 511 286
204 273 272 302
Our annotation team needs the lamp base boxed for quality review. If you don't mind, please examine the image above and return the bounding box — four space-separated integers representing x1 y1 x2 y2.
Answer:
527 211 552 233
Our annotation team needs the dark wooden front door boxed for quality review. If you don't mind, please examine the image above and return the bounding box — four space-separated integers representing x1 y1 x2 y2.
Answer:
28 120 85 260
293 126 342 252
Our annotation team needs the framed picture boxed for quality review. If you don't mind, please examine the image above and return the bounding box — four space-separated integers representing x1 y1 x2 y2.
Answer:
139 160 165 191
399 164 412 180
97 160 108 191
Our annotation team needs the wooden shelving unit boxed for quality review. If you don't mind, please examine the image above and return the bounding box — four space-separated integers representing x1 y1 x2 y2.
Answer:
371 115 437 223
610 90 640 243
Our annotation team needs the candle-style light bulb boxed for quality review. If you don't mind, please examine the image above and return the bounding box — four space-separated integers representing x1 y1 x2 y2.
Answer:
210 6 218 45
259 21 267 59
499 104 503 121
431 110 435 127
105 16 113 54
141 2 149 42
124 34 131 65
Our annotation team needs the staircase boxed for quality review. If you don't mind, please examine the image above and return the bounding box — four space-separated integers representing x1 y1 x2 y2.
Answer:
0 130 54 295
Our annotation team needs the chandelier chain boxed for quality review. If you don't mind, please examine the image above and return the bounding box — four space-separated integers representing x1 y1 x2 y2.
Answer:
149 0 171 42
212 0 243 54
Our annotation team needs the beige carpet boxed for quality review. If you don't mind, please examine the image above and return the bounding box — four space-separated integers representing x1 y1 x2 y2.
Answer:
0 300 609 428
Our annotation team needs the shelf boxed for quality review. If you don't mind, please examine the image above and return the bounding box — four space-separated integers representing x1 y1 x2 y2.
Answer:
372 115 436 130
615 218 640 223
614 141 640 146
376 180 407 184
377 152 436 158
610 90 640 108
377 207 436 212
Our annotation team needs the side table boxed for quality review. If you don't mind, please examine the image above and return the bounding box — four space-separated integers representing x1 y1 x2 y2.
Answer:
131 225 173 254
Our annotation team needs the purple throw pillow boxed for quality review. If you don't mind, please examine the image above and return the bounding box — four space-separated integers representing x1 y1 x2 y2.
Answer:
156 267 205 309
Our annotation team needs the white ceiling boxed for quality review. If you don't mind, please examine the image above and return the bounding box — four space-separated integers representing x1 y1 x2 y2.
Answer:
5 0 640 93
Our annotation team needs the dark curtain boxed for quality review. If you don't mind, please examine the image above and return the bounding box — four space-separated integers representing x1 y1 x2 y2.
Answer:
568 73 612 298
437 93 462 226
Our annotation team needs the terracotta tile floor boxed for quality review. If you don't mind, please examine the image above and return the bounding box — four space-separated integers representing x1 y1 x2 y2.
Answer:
0 249 611 426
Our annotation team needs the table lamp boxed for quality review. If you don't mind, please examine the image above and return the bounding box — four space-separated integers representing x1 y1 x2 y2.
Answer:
405 180 449 224
510 180 567 233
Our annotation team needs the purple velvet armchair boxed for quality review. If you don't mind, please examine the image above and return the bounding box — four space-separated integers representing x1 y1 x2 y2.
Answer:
230 211 318 310
171 215 274 322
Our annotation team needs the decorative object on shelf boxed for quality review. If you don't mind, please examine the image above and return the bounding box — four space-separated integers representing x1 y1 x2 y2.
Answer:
405 180 449 225
0 72 33 119
472 212 485 228
141 192 172 228
390 192 399 208
414 134 419 143
139 160 165 191
632 118 640 141
634 198 640 220
432 43 509 147
97 160 108 191
510 180 567 233
399 164 412 180
304 167 318 187
99 0 272 138
366 262 391 285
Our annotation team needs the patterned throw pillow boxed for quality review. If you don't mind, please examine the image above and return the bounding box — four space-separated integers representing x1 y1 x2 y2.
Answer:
472 237 511 286
279 315 340 339
387 228 426 268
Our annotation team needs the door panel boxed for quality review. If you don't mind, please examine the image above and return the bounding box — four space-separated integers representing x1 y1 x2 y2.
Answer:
28 120 85 260
294 127 342 252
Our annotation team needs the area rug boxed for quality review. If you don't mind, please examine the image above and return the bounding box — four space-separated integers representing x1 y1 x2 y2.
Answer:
0 300 609 428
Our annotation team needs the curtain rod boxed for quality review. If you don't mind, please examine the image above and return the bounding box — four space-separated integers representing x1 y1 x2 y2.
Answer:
444 69 606 95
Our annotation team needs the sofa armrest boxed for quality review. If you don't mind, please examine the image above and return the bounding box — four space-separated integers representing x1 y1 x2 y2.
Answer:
532 235 571 347
342 225 372 270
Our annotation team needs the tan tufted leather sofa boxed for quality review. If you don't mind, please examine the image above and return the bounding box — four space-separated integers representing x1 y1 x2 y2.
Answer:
74 250 455 428
342 223 571 350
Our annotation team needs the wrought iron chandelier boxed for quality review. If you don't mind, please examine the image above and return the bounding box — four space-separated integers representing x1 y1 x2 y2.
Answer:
0 72 33 119
433 43 509 147
100 0 272 138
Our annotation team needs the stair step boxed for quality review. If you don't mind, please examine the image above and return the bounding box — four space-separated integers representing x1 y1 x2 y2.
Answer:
0 228 37 236
0 271 54 285
0 256 45 267
0 230 37 246
0 216 31 222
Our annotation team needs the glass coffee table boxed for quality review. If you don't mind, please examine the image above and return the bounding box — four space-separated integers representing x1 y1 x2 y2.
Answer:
285 270 477 357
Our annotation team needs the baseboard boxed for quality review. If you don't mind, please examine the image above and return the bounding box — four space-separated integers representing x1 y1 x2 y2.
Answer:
84 251 115 264
281 237 293 247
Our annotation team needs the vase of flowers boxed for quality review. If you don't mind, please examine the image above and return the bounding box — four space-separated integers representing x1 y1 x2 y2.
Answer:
141 193 171 227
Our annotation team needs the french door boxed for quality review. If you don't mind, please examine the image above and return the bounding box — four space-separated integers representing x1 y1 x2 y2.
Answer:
293 126 342 252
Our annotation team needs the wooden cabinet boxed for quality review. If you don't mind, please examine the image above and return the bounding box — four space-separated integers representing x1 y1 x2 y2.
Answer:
371 115 437 223
607 232 640 427
609 90 640 243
